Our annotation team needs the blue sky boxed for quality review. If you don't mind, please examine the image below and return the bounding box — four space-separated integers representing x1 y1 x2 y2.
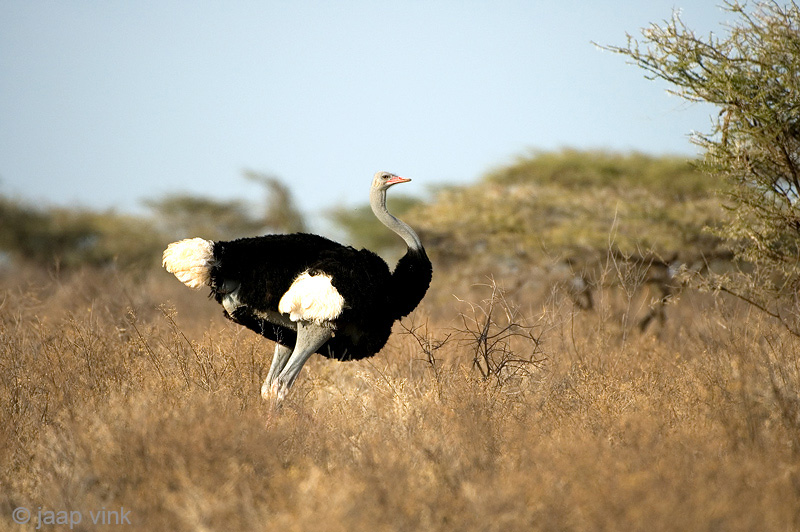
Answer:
0 1 730 226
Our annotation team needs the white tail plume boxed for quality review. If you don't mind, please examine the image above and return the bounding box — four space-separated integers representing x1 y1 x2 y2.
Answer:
162 238 215 289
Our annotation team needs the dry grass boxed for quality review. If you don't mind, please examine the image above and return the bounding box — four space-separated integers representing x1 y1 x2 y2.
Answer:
1 264 800 532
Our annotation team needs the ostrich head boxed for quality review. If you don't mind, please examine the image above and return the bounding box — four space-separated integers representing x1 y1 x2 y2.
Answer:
372 171 410 192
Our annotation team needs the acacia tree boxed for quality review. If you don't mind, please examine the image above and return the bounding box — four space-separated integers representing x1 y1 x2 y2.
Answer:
147 172 306 241
607 1 800 333
243 170 307 234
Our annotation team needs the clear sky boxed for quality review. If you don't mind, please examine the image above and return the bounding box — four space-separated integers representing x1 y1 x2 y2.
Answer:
0 1 730 224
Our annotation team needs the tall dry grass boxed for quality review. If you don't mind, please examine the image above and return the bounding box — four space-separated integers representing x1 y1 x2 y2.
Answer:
1 264 799 531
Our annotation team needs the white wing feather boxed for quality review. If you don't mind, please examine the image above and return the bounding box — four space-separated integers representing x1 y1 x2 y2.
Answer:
278 271 344 324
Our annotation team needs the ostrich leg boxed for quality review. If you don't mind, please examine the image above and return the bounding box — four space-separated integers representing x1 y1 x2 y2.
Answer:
269 321 332 402
261 343 292 401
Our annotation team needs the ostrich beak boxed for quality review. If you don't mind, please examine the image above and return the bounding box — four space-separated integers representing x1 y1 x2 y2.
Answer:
386 175 411 186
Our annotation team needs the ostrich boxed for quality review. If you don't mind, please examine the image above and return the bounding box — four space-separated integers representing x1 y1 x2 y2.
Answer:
162 171 432 401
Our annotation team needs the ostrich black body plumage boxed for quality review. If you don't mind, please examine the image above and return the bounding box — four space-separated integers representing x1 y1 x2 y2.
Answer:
162 171 432 401
209 233 431 361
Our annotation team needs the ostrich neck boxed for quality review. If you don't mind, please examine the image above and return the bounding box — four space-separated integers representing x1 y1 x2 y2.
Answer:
370 188 423 251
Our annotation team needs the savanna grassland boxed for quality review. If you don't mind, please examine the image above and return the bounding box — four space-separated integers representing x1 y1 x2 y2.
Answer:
2 151 800 531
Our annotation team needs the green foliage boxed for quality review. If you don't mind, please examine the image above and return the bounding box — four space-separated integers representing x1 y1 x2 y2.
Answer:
145 194 266 241
487 148 718 199
147 172 307 241
606 1 800 332
243 170 307 234
0 173 306 272
0 195 162 270
408 149 726 267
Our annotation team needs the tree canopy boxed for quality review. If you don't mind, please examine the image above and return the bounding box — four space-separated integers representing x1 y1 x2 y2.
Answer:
607 1 800 332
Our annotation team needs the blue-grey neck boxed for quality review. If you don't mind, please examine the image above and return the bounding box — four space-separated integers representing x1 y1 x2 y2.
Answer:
370 187 423 251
